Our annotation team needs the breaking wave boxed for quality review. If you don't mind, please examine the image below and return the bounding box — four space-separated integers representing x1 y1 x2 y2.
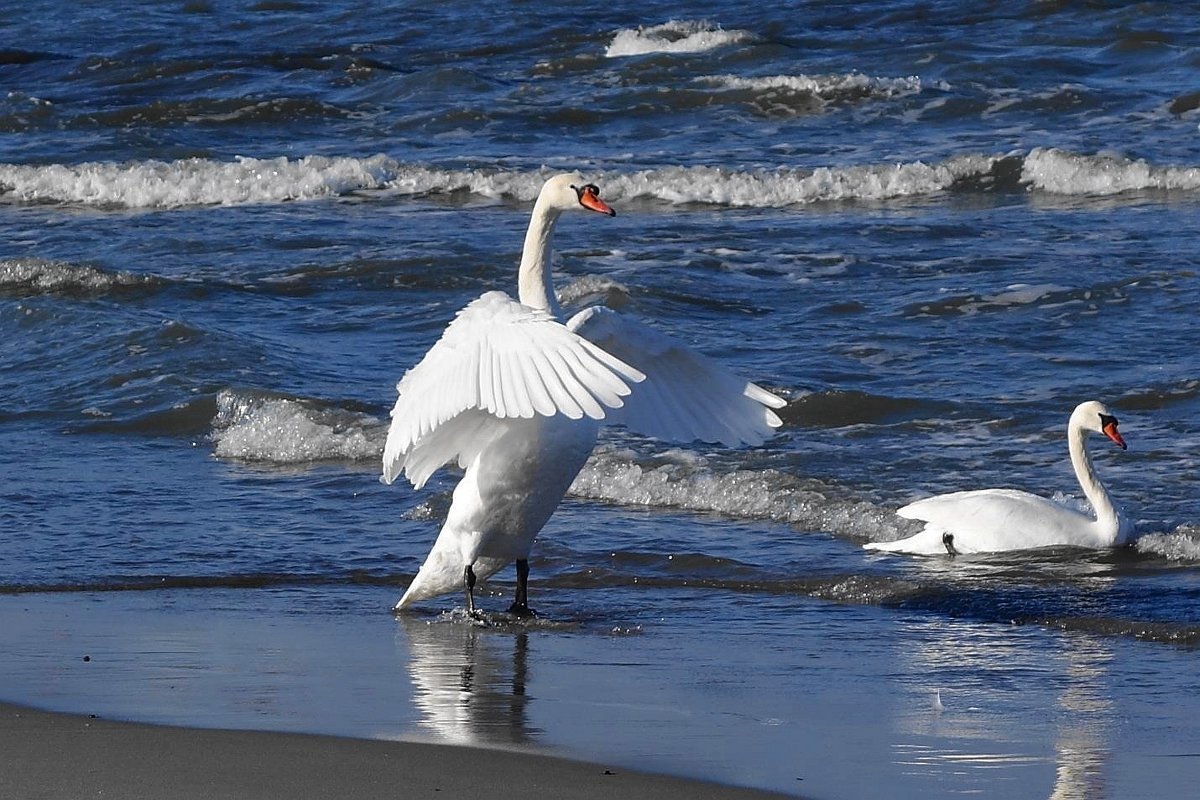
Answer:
556 274 632 309
0 258 164 296
210 388 385 464
6 149 1200 211
571 445 905 542
206 389 901 541
0 154 395 208
605 20 753 58
1022 147 1200 195
698 73 923 104
1135 526 1200 562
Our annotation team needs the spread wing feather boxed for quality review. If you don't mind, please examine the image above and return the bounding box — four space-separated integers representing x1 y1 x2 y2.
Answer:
382 292 644 488
567 306 786 447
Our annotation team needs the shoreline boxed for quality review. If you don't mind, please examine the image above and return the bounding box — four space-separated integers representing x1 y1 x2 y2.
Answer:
0 700 799 800
6 584 1199 798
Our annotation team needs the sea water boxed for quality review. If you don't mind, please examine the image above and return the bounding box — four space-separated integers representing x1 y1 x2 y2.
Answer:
3 4 1199 798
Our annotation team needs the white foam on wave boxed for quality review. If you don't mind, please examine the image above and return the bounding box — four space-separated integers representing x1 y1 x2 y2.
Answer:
211 389 384 463
699 73 922 100
1135 526 1200 561
0 258 156 292
910 282 1075 316
1 156 1002 210
984 283 1070 305
556 273 631 309
605 20 752 58
1023 147 1200 195
0 154 396 209
8 149 1200 211
207 390 894 541
608 157 997 206
389 157 999 207
571 445 904 541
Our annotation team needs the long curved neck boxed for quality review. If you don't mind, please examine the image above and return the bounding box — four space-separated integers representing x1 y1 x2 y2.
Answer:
517 196 563 317
1068 421 1122 542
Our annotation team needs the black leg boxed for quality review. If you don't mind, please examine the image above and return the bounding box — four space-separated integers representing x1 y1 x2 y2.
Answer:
506 559 537 618
514 559 528 608
942 533 959 558
464 564 479 616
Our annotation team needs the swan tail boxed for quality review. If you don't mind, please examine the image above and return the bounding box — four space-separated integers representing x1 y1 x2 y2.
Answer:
394 538 508 611
863 524 955 556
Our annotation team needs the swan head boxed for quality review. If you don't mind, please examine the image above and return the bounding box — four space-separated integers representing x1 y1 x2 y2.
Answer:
1072 400 1127 450
537 173 615 217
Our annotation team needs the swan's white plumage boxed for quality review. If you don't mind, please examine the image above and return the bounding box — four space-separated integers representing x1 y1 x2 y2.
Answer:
382 291 644 488
865 400 1132 556
882 489 1112 554
384 173 785 611
569 306 785 447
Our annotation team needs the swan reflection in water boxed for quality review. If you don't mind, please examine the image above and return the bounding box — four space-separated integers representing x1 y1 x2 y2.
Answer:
893 617 1114 800
1048 635 1112 800
396 615 539 747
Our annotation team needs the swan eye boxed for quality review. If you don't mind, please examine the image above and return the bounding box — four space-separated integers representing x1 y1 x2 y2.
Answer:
1099 413 1119 428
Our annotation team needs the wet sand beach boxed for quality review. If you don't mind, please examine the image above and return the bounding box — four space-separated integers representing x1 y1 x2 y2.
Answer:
0 701 795 800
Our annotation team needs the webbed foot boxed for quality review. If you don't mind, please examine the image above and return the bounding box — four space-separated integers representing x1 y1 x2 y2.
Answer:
506 601 538 619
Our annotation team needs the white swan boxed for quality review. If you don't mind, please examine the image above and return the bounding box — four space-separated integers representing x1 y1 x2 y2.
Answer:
865 400 1132 556
383 173 786 615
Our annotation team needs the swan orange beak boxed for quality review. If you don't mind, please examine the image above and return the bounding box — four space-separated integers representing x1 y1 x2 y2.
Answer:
578 184 616 217
1102 421 1127 450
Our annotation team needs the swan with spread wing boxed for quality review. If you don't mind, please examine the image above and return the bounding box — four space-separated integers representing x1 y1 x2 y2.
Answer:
383 173 785 615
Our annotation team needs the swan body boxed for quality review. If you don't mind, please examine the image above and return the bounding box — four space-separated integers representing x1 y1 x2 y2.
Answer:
384 173 785 613
866 400 1132 556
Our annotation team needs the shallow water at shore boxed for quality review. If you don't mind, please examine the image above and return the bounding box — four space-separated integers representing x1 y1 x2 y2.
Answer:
4 583 1198 799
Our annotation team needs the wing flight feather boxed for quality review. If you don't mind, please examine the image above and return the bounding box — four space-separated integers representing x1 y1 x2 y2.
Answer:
568 306 785 447
382 292 644 487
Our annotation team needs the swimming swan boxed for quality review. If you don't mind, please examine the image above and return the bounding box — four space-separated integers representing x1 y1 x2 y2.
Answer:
865 400 1132 556
383 173 785 615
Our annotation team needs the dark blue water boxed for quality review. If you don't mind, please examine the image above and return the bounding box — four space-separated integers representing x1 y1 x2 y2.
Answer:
3 3 1200 798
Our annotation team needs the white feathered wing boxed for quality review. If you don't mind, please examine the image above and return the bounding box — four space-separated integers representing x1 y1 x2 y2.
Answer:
382 291 645 490
568 305 785 446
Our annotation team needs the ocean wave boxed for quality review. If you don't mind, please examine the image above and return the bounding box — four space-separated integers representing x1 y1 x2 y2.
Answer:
570 445 905 542
383 159 1001 207
904 282 1083 316
77 96 354 129
0 258 163 295
982 83 1101 118
8 150 1199 211
0 155 994 210
1117 379 1200 411
1023 147 1200 195
549 560 1200 645
70 395 218 437
207 389 898 540
556 274 632 309
210 388 385 463
605 20 753 58
1135 527 1200 562
0 154 395 209
622 157 1001 205
698 73 922 104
